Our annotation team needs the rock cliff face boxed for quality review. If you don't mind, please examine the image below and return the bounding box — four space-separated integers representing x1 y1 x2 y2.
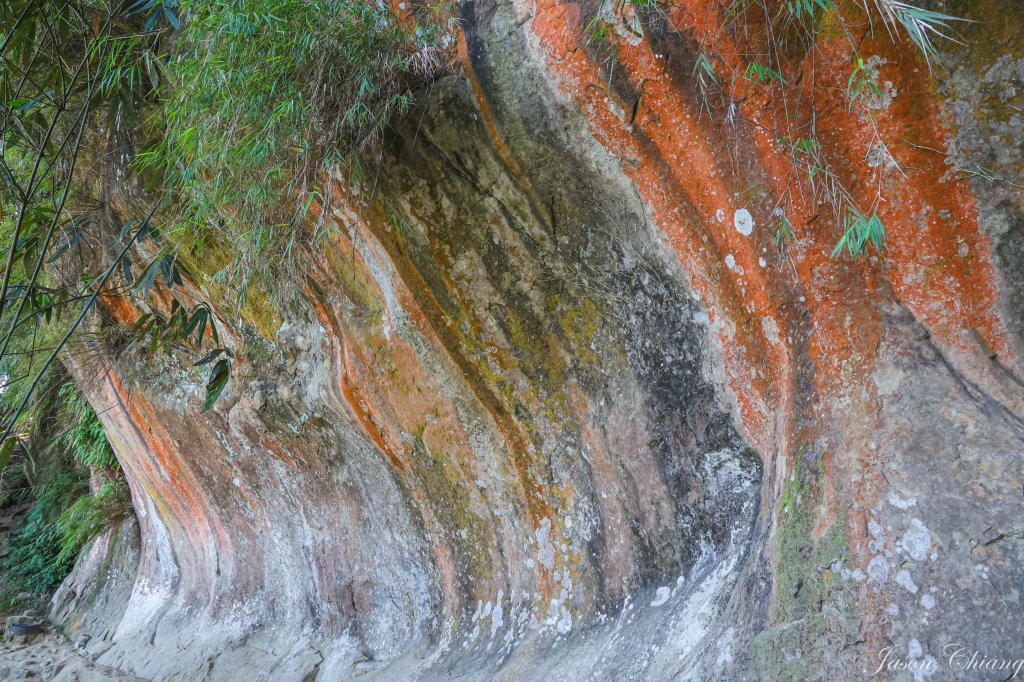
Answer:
50 0 1024 679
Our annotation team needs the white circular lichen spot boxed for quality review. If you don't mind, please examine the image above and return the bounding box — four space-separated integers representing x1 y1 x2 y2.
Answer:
734 208 754 236
725 253 736 270
716 208 725 223
758 257 767 268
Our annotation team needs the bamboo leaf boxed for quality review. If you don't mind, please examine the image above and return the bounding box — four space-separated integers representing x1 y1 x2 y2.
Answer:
0 438 16 472
203 358 231 411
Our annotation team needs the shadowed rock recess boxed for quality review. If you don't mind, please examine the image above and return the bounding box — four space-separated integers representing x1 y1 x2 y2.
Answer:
47 0 1024 679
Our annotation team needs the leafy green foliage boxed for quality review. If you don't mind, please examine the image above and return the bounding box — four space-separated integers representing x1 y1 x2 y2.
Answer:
743 60 787 87
785 0 835 23
4 476 129 595
0 2 180 445
3 470 86 595
128 295 233 410
0 438 14 472
129 0 181 32
132 299 218 354
774 213 795 247
202 357 231 412
872 0 969 70
5 518 67 595
53 480 130 566
0 367 128 599
0 0 243 450
693 51 718 87
781 136 825 182
58 383 118 470
142 0 455 290
831 206 887 258
584 5 616 47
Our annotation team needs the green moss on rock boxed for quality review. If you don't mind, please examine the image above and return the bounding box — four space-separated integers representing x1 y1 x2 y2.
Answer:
751 459 856 680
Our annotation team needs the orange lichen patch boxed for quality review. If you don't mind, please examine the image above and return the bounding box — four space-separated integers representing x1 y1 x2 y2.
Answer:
653 1 897 411
665 0 765 99
99 287 142 326
813 30 1018 368
521 10 1023 654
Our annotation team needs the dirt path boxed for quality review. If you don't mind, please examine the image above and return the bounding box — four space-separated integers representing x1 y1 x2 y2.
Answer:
0 631 145 681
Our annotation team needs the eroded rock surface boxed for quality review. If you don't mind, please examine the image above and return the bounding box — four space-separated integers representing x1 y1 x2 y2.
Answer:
0 631 144 682
49 0 1024 679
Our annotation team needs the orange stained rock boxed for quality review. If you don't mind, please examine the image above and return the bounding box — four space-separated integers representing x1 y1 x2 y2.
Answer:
304 220 563 599
347 198 557 531
305 286 406 471
525 0 1021 454
529 0 788 450
814 30 1017 365
458 30 527 183
90 363 229 593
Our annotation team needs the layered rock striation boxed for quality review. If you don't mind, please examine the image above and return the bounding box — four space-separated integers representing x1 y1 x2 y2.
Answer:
51 0 1024 679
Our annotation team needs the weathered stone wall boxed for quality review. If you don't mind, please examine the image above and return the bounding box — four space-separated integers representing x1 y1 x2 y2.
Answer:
52 0 1024 679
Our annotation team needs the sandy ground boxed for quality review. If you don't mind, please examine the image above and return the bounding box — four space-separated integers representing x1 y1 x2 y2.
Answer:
0 630 144 681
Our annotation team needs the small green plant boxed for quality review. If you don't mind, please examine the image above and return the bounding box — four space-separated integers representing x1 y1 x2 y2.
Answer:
585 14 615 47
774 212 795 247
831 206 886 258
725 0 757 23
789 137 820 156
691 49 720 114
693 50 718 87
782 136 825 180
785 0 836 23
847 57 883 110
585 1 620 48
584 0 661 50
743 60 787 87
